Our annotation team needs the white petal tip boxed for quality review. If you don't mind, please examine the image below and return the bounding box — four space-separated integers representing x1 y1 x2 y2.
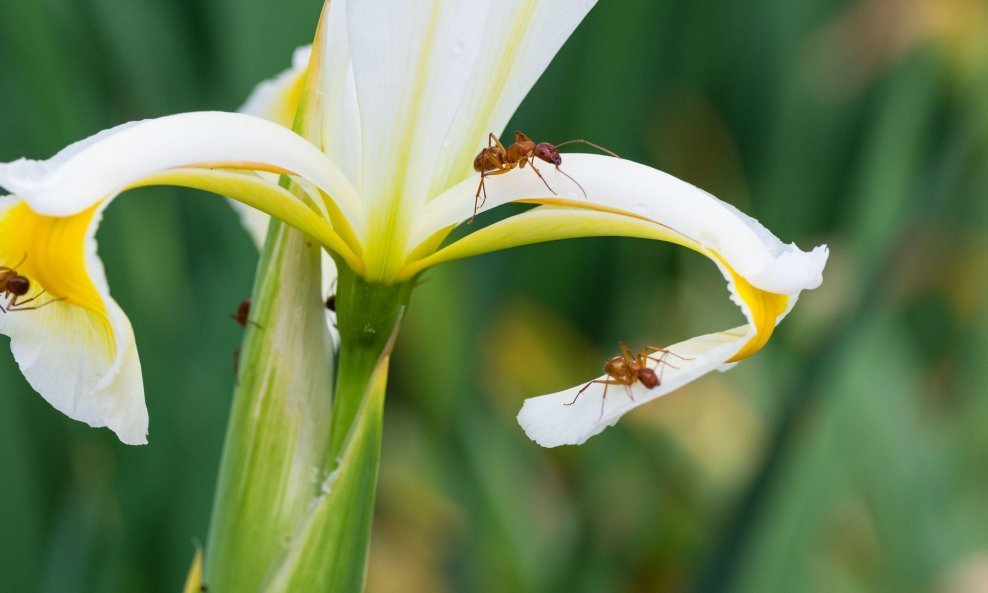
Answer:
517 394 613 448
516 327 754 448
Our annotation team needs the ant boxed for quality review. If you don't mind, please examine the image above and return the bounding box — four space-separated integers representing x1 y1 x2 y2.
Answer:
566 342 692 420
472 131 618 220
231 298 260 329
231 298 262 378
0 254 63 313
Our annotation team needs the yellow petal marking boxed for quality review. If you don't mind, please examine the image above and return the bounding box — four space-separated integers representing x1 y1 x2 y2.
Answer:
723 267 789 362
402 204 788 361
271 70 308 127
0 201 109 320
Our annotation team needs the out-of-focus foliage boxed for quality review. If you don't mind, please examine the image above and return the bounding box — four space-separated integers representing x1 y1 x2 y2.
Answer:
1 0 986 592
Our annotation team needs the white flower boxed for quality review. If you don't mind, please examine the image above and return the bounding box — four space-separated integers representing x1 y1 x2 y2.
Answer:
0 0 826 445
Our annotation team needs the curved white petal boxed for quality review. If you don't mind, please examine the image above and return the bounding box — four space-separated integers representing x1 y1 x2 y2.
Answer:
517 327 750 447
418 154 828 294
347 0 493 213
0 111 361 226
345 0 597 228
0 197 147 444
428 0 598 196
408 155 826 448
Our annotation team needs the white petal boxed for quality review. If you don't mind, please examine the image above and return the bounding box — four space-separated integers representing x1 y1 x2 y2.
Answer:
428 0 598 195
0 111 361 226
419 154 828 294
347 0 493 212
239 45 313 121
517 327 749 447
0 197 147 444
309 0 363 188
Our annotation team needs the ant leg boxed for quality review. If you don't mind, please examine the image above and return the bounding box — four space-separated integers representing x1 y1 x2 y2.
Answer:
644 346 694 361
598 382 611 421
566 379 598 406
472 165 516 220
8 296 65 312
9 289 48 309
565 378 622 407
488 132 507 153
471 175 488 224
645 350 682 370
625 385 636 402
618 341 635 362
526 160 557 195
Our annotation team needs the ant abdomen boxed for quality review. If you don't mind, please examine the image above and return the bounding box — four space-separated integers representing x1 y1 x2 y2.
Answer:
7 275 30 296
638 367 659 389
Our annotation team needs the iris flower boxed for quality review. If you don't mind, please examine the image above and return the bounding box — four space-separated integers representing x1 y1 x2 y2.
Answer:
0 0 825 450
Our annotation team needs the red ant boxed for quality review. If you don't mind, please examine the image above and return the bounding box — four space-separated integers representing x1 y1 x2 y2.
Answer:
0 254 63 313
471 131 618 219
566 342 692 420
231 297 263 378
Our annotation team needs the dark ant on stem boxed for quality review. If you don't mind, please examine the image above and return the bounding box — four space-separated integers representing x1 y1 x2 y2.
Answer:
471 131 618 220
231 298 262 377
566 342 693 420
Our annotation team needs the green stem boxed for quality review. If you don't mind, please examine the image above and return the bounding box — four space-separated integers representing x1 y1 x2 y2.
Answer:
328 266 414 463
204 221 334 593
263 267 413 593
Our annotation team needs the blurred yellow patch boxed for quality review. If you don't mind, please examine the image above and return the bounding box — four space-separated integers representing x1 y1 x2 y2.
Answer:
480 296 599 416
629 376 765 490
804 0 988 100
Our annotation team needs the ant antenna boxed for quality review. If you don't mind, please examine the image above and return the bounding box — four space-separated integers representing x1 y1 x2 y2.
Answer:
552 139 620 159
555 167 588 199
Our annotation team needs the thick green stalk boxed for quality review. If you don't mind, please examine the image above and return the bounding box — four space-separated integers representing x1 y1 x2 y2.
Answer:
204 220 335 592
263 267 413 593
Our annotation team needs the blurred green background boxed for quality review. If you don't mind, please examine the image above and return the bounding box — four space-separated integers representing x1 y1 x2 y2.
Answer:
1 0 987 591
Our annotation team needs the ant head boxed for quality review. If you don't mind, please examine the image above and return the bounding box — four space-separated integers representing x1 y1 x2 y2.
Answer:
534 143 561 166
638 367 659 389
7 275 30 296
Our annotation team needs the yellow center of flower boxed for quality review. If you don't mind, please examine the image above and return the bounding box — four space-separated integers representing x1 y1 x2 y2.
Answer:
0 201 109 321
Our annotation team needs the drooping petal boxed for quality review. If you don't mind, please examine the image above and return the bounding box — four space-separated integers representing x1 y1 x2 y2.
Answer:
411 154 827 294
0 197 147 444
404 155 826 447
515 255 796 447
517 327 753 447
0 111 361 226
